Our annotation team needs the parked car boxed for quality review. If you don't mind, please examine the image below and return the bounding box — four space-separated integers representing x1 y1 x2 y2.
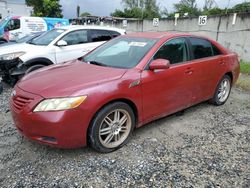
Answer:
0 25 126 86
10 32 240 152
0 16 69 42
0 32 44 46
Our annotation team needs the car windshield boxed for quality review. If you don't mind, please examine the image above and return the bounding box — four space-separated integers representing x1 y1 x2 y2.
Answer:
83 37 157 69
15 32 44 43
0 17 9 28
30 29 65 46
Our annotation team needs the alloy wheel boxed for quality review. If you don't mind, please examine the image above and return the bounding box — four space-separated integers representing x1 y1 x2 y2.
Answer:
99 109 132 148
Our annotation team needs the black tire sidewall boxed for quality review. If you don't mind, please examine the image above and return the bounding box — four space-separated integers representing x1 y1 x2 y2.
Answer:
25 64 45 75
212 75 232 106
88 102 135 153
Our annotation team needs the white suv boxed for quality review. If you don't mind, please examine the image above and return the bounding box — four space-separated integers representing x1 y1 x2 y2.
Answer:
0 25 126 85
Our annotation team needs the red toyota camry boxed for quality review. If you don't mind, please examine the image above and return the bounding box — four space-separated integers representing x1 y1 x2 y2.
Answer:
10 33 240 152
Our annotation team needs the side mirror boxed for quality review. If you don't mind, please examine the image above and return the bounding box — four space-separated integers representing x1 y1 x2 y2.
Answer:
149 59 170 70
57 40 67 47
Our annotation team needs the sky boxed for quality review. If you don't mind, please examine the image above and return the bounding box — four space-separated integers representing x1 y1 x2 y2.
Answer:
60 0 246 18
6 0 247 18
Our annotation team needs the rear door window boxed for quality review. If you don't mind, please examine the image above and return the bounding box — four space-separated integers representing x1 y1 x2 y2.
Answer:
189 37 213 59
109 31 121 38
212 44 222 56
90 30 112 42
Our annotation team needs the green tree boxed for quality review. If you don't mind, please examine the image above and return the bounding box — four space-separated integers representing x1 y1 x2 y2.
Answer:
80 12 91 17
173 0 200 17
203 7 224 16
203 0 214 11
26 0 63 17
111 0 161 19
231 2 250 13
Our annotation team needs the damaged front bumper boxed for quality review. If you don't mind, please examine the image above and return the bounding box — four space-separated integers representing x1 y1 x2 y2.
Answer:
0 58 26 86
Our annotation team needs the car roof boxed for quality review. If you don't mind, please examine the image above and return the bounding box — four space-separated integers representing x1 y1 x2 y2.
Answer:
124 32 198 39
59 25 126 34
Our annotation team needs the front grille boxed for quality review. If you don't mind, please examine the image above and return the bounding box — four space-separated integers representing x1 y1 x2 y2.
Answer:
13 96 33 111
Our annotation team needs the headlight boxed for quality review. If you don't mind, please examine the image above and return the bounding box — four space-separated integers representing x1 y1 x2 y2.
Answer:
0 52 26 61
33 96 87 112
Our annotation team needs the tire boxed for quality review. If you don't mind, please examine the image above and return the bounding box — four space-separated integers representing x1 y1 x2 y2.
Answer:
25 64 45 75
88 102 135 153
210 75 232 106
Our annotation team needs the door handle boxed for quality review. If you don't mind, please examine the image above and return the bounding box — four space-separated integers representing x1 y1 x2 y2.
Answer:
219 60 225 65
185 68 194 75
185 70 193 75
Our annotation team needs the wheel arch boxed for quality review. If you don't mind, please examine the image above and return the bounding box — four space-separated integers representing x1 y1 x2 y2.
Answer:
24 58 54 67
87 98 139 134
225 72 233 83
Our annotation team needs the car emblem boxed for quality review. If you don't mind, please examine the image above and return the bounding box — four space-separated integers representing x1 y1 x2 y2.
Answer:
11 90 16 97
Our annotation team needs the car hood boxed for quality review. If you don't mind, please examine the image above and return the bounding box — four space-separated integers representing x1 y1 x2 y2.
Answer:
0 43 45 55
17 61 127 98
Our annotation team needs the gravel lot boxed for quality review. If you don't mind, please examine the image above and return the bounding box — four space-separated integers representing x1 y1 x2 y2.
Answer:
0 85 249 188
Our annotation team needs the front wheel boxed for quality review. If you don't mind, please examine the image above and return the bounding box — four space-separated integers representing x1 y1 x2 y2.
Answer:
88 102 135 153
210 75 232 106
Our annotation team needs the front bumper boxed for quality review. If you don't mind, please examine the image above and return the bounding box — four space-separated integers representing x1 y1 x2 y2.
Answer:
10 86 90 148
0 58 23 86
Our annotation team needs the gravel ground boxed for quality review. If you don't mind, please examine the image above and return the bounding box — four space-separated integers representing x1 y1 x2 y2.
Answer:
0 85 249 188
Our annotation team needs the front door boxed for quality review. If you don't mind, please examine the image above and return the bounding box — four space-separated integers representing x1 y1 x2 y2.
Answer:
55 30 102 63
141 38 195 122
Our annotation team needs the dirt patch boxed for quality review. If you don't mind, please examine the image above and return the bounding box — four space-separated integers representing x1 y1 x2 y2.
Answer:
236 73 250 91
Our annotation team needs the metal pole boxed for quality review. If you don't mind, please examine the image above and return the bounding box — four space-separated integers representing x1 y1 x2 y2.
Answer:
225 0 231 14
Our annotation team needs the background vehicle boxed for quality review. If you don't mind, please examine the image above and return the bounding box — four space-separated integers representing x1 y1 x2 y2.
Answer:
0 25 126 86
0 16 69 42
10 33 240 152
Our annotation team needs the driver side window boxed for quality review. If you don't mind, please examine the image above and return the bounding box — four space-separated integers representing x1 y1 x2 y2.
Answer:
153 38 188 64
61 30 88 45
5 19 20 31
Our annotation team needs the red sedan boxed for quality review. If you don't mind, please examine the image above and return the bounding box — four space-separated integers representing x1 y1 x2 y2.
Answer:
10 33 240 152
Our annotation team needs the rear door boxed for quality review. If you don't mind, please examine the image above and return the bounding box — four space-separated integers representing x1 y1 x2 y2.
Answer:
141 37 195 121
87 29 119 52
187 37 226 103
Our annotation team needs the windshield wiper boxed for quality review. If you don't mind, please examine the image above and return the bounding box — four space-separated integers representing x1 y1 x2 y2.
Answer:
88 61 107 67
27 41 36 45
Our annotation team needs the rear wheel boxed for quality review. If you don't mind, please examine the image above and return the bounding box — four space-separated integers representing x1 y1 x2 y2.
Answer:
25 64 45 75
210 75 231 106
88 102 135 153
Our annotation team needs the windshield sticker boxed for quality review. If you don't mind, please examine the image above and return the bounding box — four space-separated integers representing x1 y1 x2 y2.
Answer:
129 42 147 47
